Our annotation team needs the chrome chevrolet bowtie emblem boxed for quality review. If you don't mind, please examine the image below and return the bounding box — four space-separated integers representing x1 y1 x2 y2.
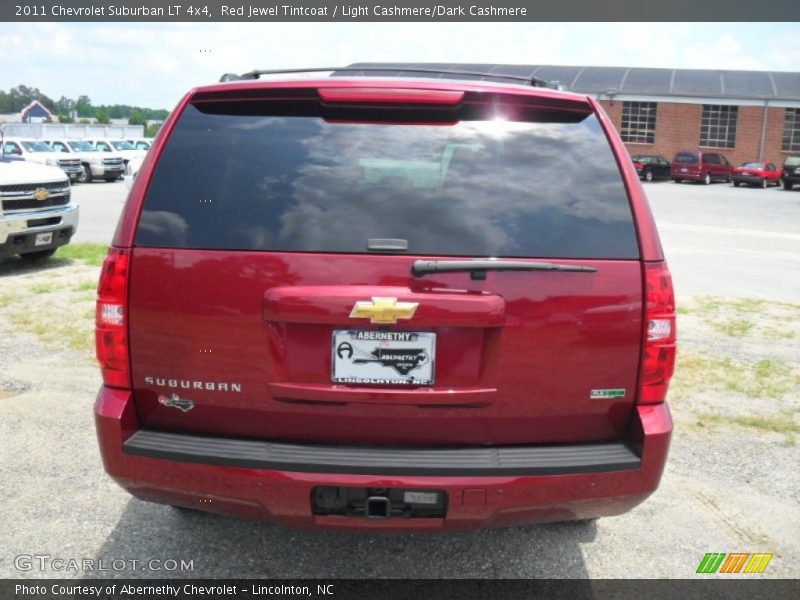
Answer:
349 297 419 324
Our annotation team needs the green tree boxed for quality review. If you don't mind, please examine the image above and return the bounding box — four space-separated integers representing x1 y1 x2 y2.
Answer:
0 90 10 113
78 118 90 124
76 95 92 118
58 114 74 124
56 96 75 116
145 123 162 137
94 109 111 124
128 110 146 126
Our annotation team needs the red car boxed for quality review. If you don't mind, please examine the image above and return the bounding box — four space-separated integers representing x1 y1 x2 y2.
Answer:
671 150 732 184
94 67 675 531
731 161 782 188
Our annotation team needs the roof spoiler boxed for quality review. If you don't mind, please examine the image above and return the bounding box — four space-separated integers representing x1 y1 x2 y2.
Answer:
218 67 567 90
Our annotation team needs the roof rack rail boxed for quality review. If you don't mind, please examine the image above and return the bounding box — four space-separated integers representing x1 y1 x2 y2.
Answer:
218 67 556 88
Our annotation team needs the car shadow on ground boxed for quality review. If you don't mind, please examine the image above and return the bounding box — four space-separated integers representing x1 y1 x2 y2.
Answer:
0 255 75 277
88 497 596 578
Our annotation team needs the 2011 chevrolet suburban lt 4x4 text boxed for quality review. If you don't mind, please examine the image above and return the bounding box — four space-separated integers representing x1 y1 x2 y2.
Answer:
94 68 676 531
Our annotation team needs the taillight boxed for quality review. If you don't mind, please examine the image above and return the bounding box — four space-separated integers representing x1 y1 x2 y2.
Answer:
639 261 676 404
95 248 131 389
633 161 644 170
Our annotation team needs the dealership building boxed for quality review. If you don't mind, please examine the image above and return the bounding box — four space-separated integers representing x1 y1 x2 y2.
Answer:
351 64 800 167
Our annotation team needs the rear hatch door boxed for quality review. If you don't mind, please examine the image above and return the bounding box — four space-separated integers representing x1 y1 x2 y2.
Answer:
127 85 643 446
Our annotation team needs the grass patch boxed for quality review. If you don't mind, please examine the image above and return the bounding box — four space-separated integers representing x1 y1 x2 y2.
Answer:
9 312 93 353
31 282 61 294
709 318 755 338
697 412 799 445
689 295 800 316
0 292 23 308
55 243 108 267
73 280 98 292
671 353 799 401
762 327 795 340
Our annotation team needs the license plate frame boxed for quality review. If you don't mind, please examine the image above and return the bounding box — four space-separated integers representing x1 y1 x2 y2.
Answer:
332 330 435 385
34 232 53 246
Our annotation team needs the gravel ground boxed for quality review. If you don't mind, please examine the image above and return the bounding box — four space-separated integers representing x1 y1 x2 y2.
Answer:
0 250 797 579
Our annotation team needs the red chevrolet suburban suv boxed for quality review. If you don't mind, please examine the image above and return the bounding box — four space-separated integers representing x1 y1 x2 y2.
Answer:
94 68 675 531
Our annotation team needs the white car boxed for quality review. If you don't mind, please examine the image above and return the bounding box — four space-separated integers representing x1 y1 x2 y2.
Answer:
89 139 147 172
126 138 154 151
48 139 125 183
1 137 83 183
0 154 79 262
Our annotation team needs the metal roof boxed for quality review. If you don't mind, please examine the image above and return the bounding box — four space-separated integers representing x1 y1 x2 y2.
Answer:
347 63 800 101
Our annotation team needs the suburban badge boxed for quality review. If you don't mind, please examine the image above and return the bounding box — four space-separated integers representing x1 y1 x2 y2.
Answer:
350 297 419 324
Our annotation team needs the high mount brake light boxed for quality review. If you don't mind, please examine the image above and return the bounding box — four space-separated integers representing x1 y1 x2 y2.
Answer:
95 248 131 389
639 261 676 404
318 88 465 105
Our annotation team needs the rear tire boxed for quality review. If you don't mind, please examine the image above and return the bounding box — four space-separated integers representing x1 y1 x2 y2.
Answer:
761 178 768 188
703 173 711 185
645 170 653 182
673 178 682 184
783 181 793 190
733 181 740 187
82 165 92 184
104 177 116 182
19 249 56 263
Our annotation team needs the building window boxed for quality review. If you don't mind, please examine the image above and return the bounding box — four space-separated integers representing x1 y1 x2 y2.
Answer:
620 101 657 144
782 108 800 152
700 105 738 148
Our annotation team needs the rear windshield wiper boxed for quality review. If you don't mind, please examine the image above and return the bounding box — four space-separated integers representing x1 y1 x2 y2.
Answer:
411 259 597 280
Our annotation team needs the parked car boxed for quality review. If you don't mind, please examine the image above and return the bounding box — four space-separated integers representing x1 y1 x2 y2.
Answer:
1 137 83 183
94 68 675 531
730 161 781 188
0 152 79 262
47 139 125 183
781 156 800 190
126 138 153 151
671 150 731 184
631 155 671 182
88 139 147 172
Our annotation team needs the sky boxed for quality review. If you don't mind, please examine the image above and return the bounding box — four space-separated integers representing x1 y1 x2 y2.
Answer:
0 22 798 109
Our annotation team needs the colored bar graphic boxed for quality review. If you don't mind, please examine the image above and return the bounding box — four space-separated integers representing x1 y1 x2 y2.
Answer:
720 553 749 573
744 553 773 574
697 553 726 573
697 552 773 574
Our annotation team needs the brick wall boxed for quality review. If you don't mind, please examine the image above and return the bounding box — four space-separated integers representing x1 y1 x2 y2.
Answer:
597 99 794 168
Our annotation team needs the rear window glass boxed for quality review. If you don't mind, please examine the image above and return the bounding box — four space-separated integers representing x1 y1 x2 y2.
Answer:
673 153 699 164
136 103 639 259
786 156 800 166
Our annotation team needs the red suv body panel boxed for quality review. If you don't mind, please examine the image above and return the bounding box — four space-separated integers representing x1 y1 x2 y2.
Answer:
96 388 671 530
96 76 673 530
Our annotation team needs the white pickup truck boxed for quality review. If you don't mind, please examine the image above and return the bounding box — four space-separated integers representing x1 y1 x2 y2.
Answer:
0 154 80 262
48 139 125 183
1 137 83 183
89 139 147 173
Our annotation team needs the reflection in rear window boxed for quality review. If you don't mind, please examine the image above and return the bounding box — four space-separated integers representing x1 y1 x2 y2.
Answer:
137 104 639 259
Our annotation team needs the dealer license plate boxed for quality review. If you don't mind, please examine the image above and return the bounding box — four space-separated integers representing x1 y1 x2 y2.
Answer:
34 232 53 246
332 330 435 385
